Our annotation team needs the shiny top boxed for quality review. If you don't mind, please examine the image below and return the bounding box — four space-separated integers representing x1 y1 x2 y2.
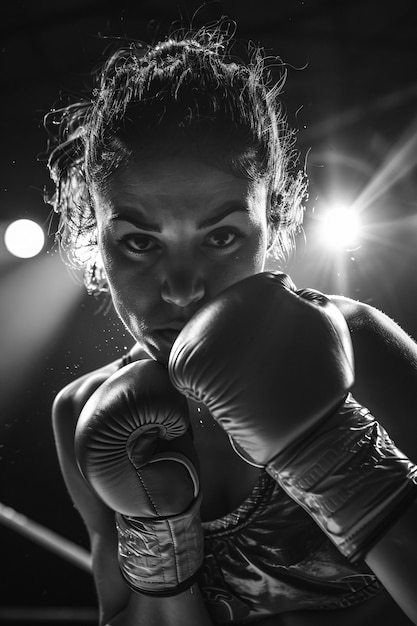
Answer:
199 471 382 624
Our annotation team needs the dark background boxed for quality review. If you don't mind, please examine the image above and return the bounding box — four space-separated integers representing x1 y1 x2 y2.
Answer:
1 0 416 619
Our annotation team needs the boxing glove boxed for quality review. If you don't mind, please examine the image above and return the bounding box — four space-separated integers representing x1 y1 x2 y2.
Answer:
169 271 417 562
75 359 204 595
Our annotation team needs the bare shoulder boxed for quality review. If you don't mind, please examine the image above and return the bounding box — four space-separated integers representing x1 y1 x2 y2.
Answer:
53 343 149 435
53 360 121 430
328 294 417 362
52 344 149 530
330 294 414 337
329 295 417 457
52 358 122 477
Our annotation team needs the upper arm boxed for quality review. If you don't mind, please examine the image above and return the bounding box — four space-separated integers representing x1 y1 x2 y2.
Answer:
52 378 130 624
331 296 417 460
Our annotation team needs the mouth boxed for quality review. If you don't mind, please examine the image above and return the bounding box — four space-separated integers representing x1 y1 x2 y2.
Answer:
149 318 191 356
147 323 189 364
151 322 188 349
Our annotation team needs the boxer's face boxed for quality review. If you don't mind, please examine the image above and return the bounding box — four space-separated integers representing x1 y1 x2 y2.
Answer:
93 148 270 363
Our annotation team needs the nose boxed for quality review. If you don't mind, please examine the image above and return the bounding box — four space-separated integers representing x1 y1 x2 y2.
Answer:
161 262 205 308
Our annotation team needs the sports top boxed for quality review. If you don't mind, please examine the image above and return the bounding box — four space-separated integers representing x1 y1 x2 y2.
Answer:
199 471 382 624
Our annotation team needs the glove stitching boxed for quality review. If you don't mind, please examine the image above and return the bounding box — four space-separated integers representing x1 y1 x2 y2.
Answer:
136 469 161 517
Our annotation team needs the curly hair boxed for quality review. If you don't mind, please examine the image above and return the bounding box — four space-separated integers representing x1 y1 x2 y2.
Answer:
45 21 307 295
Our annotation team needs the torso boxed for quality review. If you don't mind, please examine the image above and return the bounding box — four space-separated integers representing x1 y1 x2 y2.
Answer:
55 294 417 624
186 399 261 522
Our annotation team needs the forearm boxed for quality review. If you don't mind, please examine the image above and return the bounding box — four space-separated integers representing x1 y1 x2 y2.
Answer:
105 585 214 626
365 496 417 625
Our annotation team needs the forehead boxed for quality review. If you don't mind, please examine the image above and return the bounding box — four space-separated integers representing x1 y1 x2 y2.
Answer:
93 149 267 216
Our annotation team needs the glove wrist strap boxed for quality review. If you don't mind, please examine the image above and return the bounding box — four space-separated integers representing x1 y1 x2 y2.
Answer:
116 493 203 596
267 395 417 562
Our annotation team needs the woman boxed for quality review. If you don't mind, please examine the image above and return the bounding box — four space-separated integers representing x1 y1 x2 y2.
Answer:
46 23 417 626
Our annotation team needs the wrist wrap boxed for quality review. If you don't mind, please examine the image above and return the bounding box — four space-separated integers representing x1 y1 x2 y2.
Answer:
116 492 203 595
267 395 417 562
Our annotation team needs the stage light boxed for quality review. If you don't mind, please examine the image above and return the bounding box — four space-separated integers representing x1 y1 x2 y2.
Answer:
0 252 83 411
4 219 45 258
318 206 360 250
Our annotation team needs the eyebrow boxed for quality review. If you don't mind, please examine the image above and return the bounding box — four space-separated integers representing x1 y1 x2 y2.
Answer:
110 204 249 231
198 205 248 228
110 213 161 232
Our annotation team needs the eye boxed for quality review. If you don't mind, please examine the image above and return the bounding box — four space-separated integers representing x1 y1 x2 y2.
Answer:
205 228 243 249
120 234 159 254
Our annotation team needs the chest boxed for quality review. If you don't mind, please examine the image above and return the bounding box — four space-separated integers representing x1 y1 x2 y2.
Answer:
187 399 261 522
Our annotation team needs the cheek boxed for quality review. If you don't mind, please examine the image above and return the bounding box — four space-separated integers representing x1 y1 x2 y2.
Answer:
98 243 124 304
245 189 269 272
97 238 146 327
98 231 130 296
247 221 269 273
105 275 154 344
224 228 268 291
